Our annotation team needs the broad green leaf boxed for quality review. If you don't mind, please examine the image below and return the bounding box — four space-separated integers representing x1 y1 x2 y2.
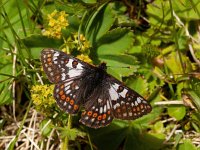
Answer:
165 52 192 79
177 139 197 150
125 77 148 96
153 121 164 133
39 119 53 137
99 54 138 78
22 35 63 48
173 0 200 20
85 3 115 44
96 28 134 55
168 106 186 121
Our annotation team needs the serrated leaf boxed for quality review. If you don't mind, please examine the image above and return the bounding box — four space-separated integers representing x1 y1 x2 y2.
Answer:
125 77 148 96
100 54 138 77
59 127 86 141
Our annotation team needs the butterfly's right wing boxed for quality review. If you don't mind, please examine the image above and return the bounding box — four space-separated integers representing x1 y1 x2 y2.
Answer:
108 76 152 120
41 48 91 83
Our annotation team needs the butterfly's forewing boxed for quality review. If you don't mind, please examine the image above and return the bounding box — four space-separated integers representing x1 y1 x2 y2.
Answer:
54 79 83 114
79 85 114 128
41 49 90 114
41 48 88 83
108 77 152 120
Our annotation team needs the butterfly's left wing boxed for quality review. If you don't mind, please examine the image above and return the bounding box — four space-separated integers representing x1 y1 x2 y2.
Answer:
108 76 152 120
41 48 91 83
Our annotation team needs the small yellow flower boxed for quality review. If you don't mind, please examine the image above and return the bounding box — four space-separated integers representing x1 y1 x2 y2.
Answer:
73 33 91 52
42 10 69 39
76 54 92 64
31 85 55 113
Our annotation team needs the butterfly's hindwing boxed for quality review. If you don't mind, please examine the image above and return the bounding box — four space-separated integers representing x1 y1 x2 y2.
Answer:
79 85 113 128
41 48 88 83
54 79 82 114
108 78 152 120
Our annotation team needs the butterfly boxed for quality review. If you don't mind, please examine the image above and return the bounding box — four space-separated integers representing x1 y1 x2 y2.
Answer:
41 48 152 128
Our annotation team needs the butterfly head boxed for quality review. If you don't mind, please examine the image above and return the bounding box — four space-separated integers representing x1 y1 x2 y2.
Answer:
98 62 107 71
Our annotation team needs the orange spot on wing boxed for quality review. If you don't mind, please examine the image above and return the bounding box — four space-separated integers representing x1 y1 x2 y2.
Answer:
137 106 140 111
116 108 121 113
59 90 64 95
48 62 52 65
70 100 74 105
107 110 111 115
102 114 107 119
60 85 64 89
47 58 51 62
74 105 79 110
66 97 70 102
56 75 60 80
61 95 66 100
97 115 102 120
93 113 97 118
47 54 51 57
133 107 136 112
140 104 144 109
87 111 92 116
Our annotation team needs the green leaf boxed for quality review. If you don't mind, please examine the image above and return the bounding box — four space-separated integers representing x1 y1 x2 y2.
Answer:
0 64 13 105
125 76 148 96
177 139 197 150
84 3 115 44
58 127 86 141
82 0 97 4
187 90 200 112
153 121 164 133
39 119 53 137
96 28 134 55
165 52 192 79
100 54 138 78
22 35 63 48
168 106 186 121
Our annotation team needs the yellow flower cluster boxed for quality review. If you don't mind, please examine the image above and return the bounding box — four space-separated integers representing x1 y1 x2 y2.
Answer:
73 33 91 52
42 10 69 39
31 85 55 111
76 54 92 64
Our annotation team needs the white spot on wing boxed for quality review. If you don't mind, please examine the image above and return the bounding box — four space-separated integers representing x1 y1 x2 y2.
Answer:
98 98 103 103
113 103 120 109
68 69 82 78
109 86 119 101
91 118 95 122
61 73 66 80
64 86 70 91
54 52 59 57
120 89 128 98
137 97 142 103
100 107 103 114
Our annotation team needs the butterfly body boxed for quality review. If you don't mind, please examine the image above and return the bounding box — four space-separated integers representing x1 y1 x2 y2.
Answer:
41 48 152 128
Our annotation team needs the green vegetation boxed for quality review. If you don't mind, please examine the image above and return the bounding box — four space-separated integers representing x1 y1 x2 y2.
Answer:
0 0 200 149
